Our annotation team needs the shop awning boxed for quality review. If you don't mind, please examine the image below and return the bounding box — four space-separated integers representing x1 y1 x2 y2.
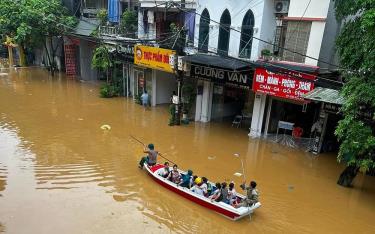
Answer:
73 19 99 37
303 87 344 105
183 54 253 70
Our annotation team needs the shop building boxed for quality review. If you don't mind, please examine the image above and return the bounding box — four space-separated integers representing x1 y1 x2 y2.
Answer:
183 54 254 123
133 45 178 106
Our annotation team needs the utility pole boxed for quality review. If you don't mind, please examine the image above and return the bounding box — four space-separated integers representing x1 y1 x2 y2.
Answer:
174 58 183 126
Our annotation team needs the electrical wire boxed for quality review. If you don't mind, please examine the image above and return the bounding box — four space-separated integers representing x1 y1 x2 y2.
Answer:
171 1 345 70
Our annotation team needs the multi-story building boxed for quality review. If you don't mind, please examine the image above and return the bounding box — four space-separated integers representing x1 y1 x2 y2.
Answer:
130 0 198 106
182 0 341 153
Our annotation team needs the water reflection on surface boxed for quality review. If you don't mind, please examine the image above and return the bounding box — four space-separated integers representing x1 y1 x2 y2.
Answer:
0 68 374 233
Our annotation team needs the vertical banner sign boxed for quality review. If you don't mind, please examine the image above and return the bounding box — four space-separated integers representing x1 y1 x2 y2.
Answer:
64 45 76 76
253 68 316 101
134 45 176 73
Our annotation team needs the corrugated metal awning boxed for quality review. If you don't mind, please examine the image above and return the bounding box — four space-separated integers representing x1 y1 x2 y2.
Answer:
183 54 254 70
73 19 99 37
303 87 344 105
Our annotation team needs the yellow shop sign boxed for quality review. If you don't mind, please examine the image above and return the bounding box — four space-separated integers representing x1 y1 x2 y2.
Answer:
134 45 176 73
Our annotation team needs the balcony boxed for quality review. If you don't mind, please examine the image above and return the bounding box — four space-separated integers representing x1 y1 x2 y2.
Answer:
99 25 137 39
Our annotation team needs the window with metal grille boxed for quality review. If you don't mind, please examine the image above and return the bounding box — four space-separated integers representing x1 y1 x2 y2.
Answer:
239 10 255 59
217 9 231 56
282 21 311 63
198 9 210 52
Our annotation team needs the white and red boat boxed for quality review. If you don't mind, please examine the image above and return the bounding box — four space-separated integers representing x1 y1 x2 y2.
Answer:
144 163 261 221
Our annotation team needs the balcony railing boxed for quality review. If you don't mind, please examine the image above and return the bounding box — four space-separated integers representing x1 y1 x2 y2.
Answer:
99 25 137 39
139 0 196 9
82 7 100 18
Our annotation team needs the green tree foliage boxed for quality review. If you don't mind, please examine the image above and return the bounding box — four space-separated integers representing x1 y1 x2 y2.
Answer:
334 0 375 186
120 10 138 38
92 45 112 83
92 45 112 71
97 9 108 26
0 0 76 72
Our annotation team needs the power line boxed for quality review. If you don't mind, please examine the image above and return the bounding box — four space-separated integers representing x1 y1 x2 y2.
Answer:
171 1 345 70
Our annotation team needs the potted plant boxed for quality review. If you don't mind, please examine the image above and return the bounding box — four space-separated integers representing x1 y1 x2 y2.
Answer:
261 49 271 60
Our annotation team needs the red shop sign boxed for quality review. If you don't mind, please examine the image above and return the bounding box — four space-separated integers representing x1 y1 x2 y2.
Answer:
253 68 316 101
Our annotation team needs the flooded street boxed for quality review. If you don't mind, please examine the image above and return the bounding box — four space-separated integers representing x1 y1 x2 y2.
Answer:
0 68 374 233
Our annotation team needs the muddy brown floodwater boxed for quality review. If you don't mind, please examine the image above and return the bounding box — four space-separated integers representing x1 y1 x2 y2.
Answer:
0 68 374 233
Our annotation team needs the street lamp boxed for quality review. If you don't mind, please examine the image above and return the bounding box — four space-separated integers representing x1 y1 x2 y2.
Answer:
234 153 246 182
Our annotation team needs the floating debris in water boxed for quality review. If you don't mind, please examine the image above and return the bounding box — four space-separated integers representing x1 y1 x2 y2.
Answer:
100 124 111 130
77 118 84 121
208 156 216 160
234 172 242 177
288 184 295 191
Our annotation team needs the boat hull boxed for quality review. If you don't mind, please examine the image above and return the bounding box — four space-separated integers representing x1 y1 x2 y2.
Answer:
144 164 260 221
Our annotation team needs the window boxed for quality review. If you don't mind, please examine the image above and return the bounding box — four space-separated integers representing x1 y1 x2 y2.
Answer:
217 9 231 56
198 9 210 52
282 21 312 63
239 10 254 58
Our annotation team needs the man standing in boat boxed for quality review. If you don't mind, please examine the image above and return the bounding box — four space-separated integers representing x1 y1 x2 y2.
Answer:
236 181 259 207
138 143 158 168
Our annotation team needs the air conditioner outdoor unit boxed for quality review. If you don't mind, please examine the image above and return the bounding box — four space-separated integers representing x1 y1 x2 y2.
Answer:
274 0 289 14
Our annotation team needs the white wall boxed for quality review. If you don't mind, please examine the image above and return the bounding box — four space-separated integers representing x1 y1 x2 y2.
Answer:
318 0 340 69
258 0 276 55
194 0 274 60
305 21 326 66
155 70 177 105
288 0 340 67
288 0 330 18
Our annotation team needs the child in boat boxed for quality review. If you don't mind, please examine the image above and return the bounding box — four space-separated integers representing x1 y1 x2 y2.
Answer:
158 162 170 178
228 182 238 206
179 169 193 188
190 177 204 196
209 183 222 201
191 175 198 186
220 182 229 204
167 164 181 184
138 143 158 169
201 177 211 197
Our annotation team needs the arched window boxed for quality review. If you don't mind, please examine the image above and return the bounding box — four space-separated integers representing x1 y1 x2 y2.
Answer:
239 10 255 58
217 9 231 56
198 9 210 52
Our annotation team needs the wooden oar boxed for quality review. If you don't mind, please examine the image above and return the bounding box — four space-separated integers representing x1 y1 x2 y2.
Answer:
129 135 178 165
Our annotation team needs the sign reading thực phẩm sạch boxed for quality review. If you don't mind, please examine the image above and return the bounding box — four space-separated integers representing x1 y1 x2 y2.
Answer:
134 45 176 73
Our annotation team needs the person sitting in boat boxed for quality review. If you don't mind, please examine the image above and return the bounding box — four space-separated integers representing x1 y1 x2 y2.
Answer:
228 182 238 206
209 183 222 201
179 169 193 188
190 177 204 196
158 162 170 178
220 182 229 204
201 177 210 197
203 177 213 196
236 181 259 208
138 143 158 169
191 175 198 187
167 164 181 184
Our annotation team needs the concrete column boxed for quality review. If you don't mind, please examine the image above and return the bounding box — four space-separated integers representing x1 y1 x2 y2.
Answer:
151 69 157 107
200 81 213 122
249 93 267 138
195 94 203 121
